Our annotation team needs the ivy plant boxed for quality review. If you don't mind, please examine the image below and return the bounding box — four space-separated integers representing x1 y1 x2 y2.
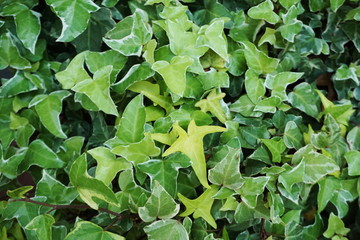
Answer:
0 0 360 239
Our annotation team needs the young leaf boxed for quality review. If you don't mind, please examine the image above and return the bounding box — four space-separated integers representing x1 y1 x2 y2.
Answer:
144 220 189 240
69 154 119 210
25 214 55 240
139 181 180 222
323 213 350 238
138 153 191 197
87 147 131 185
45 0 100 42
208 146 244 190
7 186 33 199
195 89 227 123
65 221 125 240
152 56 193 96
262 138 287 163
248 0 280 24
72 65 118 116
162 120 226 189
178 185 219 228
29 90 71 139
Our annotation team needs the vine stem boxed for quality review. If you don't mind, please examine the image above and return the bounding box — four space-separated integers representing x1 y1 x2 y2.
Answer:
10 198 130 219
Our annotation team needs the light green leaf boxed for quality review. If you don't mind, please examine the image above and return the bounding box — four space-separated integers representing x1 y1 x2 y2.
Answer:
248 0 280 24
229 11 264 42
88 147 131 185
55 52 91 89
139 181 179 222
35 170 78 205
45 0 100 42
254 96 281 113
0 32 31 70
65 221 125 240
1 3 41 53
278 161 305 193
0 148 27 179
138 153 191 197
241 41 279 75
115 94 146 144
284 121 304 149
230 94 262 118
288 82 321 118
144 219 189 240
317 177 341 213
163 120 226 189
236 176 270 208
85 50 127 83
197 19 229 61
195 89 227 123
279 0 300 9
262 138 287 163
197 69 229 90
178 185 219 228
0 71 37 97
258 27 277 46
69 154 119 210
347 126 360 150
323 213 350 238
344 151 360 176
245 69 265 104
112 62 154 94
330 0 345 12
265 72 304 101
72 65 118 116
103 9 152 56
7 186 33 199
208 146 244 190
29 90 70 138
152 56 193 96
111 134 161 165
21 140 65 171
25 214 55 240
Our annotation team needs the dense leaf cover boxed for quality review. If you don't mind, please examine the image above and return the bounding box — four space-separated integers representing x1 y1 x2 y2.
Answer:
0 0 360 239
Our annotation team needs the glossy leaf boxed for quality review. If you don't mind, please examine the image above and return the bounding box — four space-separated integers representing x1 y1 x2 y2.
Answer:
248 0 280 24
265 72 303 101
65 221 125 240
344 151 360 176
288 82 321 118
195 89 227 123
45 0 100 42
323 213 350 238
262 138 287 163
0 32 31 70
284 121 304 149
144 219 189 240
25 214 55 240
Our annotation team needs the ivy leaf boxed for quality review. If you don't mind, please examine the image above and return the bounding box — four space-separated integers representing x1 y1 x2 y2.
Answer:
265 72 304 101
317 177 341 213
178 185 219 228
45 0 100 42
197 69 229 90
323 213 350 238
0 147 27 179
279 0 300 9
29 90 70 139
197 19 229 61
344 151 360 176
103 9 152 56
35 170 78 205
288 82 321 118
115 94 146 144
330 0 345 12
112 62 154 94
87 147 131 186
1 3 41 53
208 146 244 190
138 153 191 197
0 71 37 97
152 56 193 96
111 134 161 165
347 126 360 150
20 140 65 171
262 138 287 163
139 181 180 222
144 219 189 240
240 41 279 75
254 96 281 113
284 121 304 150
248 0 280 25
72 65 118 116
65 221 125 240
7 186 33 199
0 32 31 70
85 50 127 83
163 120 226 189
195 89 227 123
69 154 119 210
236 176 270 208
193 0 232 27
25 214 55 240
55 52 91 89
229 11 264 42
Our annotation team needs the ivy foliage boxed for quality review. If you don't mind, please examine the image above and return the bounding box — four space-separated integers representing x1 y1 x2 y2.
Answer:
0 0 360 239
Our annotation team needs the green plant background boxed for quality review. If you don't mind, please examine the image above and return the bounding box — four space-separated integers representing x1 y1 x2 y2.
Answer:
0 0 360 239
